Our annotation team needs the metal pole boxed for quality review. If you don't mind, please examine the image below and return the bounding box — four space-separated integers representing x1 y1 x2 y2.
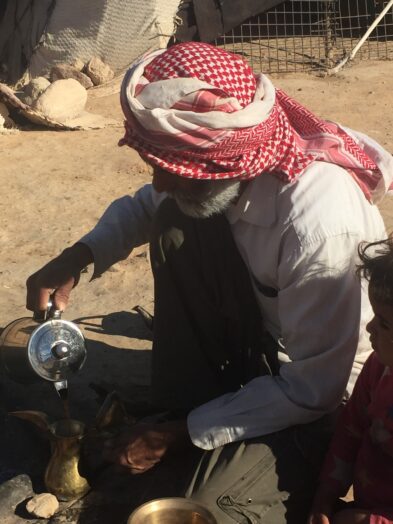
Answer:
328 0 393 74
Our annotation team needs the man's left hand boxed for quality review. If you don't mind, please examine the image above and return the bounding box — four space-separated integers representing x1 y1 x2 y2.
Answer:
103 420 191 474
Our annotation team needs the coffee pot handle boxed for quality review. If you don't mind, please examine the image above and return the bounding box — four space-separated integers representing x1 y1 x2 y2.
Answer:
33 296 62 322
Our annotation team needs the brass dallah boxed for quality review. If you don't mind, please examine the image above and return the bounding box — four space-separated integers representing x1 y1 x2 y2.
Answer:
9 411 89 501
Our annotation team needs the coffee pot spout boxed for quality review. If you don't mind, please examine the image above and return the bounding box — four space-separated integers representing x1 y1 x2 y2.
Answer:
8 410 51 435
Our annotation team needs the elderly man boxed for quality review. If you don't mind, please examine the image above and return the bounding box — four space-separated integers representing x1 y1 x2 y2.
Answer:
26 43 393 522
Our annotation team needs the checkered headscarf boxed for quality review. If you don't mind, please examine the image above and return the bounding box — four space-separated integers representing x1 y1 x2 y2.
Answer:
120 42 392 202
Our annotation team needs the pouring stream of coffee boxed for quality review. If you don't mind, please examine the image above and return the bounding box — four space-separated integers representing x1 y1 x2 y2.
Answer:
58 387 71 420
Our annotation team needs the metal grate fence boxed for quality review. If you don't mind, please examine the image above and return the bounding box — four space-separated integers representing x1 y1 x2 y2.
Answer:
215 0 393 73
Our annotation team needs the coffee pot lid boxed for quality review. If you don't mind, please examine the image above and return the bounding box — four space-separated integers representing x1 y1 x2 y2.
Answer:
28 318 86 382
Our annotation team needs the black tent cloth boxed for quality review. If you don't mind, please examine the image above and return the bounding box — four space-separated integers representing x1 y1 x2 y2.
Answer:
174 0 285 43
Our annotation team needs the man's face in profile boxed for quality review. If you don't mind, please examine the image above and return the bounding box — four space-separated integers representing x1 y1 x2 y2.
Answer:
151 167 241 218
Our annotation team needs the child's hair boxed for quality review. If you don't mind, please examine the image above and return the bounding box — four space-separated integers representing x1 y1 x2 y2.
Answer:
358 236 393 306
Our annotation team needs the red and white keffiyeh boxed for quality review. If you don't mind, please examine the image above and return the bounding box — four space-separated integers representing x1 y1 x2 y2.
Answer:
120 42 393 203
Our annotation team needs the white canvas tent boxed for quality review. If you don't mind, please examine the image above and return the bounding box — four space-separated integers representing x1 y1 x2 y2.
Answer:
0 0 181 85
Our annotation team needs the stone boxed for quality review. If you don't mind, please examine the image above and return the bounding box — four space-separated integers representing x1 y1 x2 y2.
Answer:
69 58 85 72
0 474 33 509
85 56 114 86
26 493 59 518
34 79 87 122
23 76 50 104
50 64 93 89
0 101 13 127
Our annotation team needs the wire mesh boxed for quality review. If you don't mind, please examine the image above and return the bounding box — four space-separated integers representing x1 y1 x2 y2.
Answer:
215 0 393 73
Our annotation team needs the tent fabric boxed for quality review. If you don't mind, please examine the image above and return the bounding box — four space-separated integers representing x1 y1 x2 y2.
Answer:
28 0 181 79
174 0 286 43
0 0 55 83
0 0 181 84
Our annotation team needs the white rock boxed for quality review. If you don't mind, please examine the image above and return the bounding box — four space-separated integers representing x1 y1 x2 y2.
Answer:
26 493 59 518
24 77 50 103
85 56 114 86
34 78 87 122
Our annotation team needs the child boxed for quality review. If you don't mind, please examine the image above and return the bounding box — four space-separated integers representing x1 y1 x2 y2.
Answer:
308 238 393 524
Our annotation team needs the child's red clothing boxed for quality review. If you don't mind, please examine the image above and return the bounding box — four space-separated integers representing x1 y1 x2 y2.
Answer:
370 512 393 524
320 352 393 520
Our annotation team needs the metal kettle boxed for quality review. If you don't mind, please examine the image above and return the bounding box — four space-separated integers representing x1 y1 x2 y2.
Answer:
0 301 86 393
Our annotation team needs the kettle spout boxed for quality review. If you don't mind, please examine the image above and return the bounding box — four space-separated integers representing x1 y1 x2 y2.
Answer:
9 410 51 434
54 379 68 398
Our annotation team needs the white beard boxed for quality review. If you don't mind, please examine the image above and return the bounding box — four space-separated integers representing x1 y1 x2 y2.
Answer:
170 179 241 219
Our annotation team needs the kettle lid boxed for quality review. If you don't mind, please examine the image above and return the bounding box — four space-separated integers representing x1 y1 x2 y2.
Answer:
28 319 86 382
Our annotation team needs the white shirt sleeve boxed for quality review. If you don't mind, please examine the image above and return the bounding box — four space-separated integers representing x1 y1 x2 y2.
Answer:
79 184 164 277
187 233 368 450
187 159 387 450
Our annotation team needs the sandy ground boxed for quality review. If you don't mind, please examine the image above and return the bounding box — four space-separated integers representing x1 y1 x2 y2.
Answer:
0 59 392 520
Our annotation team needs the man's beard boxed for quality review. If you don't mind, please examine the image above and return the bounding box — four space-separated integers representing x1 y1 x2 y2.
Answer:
169 179 241 219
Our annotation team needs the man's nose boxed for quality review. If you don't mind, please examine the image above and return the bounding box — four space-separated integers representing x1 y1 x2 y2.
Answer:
152 170 179 193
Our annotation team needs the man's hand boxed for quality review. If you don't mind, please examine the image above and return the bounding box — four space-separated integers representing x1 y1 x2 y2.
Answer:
103 421 191 474
26 243 94 313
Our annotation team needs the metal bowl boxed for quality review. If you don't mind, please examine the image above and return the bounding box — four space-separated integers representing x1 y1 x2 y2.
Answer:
127 497 217 524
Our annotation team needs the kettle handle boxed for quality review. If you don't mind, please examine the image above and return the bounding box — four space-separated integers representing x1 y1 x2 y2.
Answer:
33 297 62 322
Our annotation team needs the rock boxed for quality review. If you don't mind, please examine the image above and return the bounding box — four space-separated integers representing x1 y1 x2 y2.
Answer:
69 58 85 72
85 57 114 86
34 79 87 122
50 64 93 89
26 493 59 518
0 101 13 127
0 474 33 509
23 77 50 105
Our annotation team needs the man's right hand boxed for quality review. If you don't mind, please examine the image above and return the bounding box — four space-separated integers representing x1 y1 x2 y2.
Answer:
26 243 94 313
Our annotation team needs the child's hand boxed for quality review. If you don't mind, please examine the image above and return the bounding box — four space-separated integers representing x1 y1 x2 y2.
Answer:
308 483 337 524
307 512 331 524
331 508 372 524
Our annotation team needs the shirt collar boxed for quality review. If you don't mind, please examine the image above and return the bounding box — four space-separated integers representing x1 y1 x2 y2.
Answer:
225 175 279 228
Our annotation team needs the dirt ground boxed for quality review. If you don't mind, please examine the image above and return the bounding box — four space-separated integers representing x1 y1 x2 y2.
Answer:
0 60 392 519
